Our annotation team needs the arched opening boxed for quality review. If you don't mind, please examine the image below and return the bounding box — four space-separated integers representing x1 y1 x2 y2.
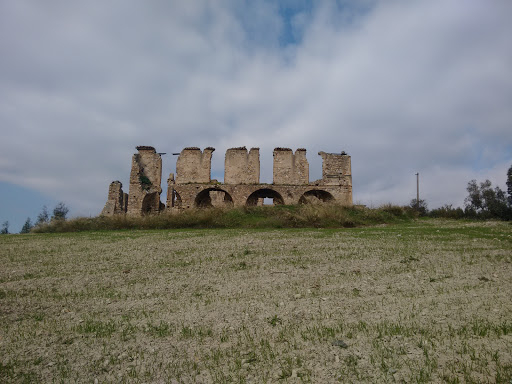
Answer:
299 190 334 204
194 188 234 208
246 189 284 206
142 192 161 214
171 190 182 209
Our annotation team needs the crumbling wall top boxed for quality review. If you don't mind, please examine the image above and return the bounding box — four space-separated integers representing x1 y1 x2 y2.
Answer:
273 148 309 185
225 147 260 184
318 151 351 184
318 151 348 156
101 180 128 215
136 146 156 152
176 147 214 184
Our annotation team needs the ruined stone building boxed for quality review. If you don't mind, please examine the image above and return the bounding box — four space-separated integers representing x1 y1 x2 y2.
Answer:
101 146 352 216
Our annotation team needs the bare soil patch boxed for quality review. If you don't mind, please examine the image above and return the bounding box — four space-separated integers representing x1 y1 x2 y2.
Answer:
1 219 511 382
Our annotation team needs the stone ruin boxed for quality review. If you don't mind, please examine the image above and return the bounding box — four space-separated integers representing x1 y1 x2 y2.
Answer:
101 146 352 215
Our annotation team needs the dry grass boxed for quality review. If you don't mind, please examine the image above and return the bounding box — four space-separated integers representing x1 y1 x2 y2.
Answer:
1 219 511 382
32 204 416 232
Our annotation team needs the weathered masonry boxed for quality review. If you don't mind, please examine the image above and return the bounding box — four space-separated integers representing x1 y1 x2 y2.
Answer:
101 146 352 215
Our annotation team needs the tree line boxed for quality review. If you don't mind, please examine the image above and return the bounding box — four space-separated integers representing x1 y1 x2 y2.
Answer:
1 202 69 235
411 164 512 220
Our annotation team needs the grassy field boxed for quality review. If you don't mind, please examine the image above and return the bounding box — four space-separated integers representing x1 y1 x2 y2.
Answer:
1 219 511 383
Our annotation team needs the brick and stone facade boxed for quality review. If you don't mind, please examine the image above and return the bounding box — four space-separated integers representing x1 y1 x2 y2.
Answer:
101 181 128 215
124 146 163 215
175 147 215 184
273 148 309 185
318 151 351 184
224 147 260 184
102 146 352 215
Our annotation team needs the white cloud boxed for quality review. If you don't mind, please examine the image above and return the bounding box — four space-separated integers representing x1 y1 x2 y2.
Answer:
0 0 511 217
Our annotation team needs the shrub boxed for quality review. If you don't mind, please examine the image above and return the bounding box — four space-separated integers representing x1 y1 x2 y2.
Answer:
409 199 428 216
429 205 465 219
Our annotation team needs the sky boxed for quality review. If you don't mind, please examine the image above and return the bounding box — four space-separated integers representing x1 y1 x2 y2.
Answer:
1 0 511 232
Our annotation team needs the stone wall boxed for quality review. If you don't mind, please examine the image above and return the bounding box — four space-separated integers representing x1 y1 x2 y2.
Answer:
103 145 353 215
171 183 352 209
224 147 260 184
126 146 163 215
273 148 309 185
318 151 351 185
175 147 215 184
101 181 128 215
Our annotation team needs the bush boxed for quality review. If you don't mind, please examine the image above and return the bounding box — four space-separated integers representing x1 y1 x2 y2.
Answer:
429 205 465 219
409 199 428 216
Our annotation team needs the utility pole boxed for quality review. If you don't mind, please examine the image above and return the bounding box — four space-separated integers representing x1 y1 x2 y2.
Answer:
415 172 419 209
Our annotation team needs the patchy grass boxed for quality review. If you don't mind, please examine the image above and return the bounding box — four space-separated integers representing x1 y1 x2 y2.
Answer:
1 219 511 382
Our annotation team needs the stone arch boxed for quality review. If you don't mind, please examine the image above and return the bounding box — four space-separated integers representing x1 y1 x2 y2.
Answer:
299 189 334 204
246 188 285 206
172 190 182 209
194 188 234 208
141 192 161 214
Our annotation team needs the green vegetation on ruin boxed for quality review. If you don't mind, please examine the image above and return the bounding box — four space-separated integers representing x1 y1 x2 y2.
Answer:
1 219 511 382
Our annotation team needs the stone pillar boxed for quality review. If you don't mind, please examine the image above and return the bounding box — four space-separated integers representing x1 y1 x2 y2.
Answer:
101 181 128 215
273 148 309 185
175 147 215 184
224 147 260 184
127 146 163 215
318 151 351 184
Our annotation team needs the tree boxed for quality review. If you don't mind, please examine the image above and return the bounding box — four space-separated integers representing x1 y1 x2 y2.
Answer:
465 179 485 211
52 202 69 221
464 179 510 219
20 217 33 234
409 198 428 216
1 221 9 235
487 186 509 219
36 206 49 225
